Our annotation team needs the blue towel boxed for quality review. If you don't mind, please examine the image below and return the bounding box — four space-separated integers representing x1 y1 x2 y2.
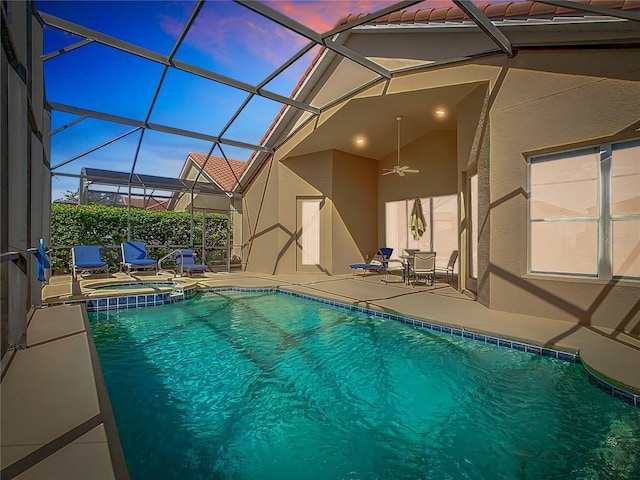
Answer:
35 238 50 283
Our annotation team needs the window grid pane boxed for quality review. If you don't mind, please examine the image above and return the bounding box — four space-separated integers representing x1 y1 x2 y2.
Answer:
530 221 599 275
433 195 457 269
611 141 640 217
612 219 640 278
530 149 599 220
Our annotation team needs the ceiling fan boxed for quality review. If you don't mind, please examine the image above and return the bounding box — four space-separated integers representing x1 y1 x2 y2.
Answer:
382 116 419 177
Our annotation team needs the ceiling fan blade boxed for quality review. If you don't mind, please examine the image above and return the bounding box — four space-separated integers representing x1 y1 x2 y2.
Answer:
382 170 395 176
404 169 419 173
398 170 405 176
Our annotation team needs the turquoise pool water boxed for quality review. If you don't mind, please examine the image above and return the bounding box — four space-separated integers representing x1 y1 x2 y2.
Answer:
89 291 640 480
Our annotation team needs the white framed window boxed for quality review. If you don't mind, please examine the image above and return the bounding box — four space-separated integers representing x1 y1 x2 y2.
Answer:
528 138 639 280
385 195 457 269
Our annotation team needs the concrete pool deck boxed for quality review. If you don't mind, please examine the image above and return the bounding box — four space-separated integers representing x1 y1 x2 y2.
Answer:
1 270 639 478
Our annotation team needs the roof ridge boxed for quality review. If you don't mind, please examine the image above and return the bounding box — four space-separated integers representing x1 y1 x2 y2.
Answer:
337 0 639 26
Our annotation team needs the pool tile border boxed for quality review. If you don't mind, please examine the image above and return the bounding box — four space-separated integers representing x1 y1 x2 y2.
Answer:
201 287 640 408
84 285 197 312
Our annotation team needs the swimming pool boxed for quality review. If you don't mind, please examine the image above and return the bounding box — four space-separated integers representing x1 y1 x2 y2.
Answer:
90 291 640 479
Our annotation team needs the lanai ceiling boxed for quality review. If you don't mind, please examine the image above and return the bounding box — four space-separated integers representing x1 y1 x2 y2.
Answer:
285 82 481 160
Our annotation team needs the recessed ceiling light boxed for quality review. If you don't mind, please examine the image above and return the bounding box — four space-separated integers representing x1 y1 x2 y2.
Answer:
435 109 446 116
355 137 365 145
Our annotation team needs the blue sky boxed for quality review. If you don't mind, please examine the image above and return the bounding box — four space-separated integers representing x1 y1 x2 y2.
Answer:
36 0 446 200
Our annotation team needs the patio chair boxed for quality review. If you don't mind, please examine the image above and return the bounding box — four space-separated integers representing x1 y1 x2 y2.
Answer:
435 250 458 285
410 251 436 288
71 245 108 280
175 249 209 277
121 241 158 274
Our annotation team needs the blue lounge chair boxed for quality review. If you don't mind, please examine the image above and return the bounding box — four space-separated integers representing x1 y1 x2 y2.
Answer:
121 241 158 274
349 248 394 281
175 249 209 277
71 245 108 280
349 260 384 275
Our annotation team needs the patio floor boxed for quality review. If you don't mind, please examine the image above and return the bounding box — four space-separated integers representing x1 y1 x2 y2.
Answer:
2 270 639 479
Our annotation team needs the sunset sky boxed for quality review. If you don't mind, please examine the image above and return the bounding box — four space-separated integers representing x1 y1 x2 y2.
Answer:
35 0 448 199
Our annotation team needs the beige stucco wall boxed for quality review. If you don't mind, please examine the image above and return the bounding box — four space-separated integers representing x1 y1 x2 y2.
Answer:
483 49 640 332
242 157 281 274
243 149 380 275
331 151 378 274
243 34 640 333
457 84 490 300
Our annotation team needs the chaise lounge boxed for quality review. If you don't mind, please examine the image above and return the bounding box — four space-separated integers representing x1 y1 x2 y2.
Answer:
121 241 158 274
349 248 393 282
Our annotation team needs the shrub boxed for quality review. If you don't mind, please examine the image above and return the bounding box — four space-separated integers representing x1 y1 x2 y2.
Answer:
50 204 228 274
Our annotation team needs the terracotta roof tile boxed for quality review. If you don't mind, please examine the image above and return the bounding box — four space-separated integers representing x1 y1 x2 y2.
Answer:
388 11 403 23
623 0 640 10
430 7 452 22
445 7 466 21
486 3 511 18
505 1 535 17
529 2 562 16
187 152 247 192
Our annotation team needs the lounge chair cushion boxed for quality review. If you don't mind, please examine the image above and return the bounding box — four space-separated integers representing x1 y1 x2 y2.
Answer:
349 262 383 271
128 258 158 266
72 245 108 280
75 260 107 268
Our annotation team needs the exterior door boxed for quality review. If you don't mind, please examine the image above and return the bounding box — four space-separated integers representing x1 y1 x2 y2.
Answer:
296 197 323 272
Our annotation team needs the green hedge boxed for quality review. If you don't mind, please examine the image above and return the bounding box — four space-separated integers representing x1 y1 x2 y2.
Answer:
50 204 228 274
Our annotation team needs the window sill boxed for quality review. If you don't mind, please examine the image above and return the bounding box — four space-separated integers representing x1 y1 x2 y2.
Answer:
523 273 639 287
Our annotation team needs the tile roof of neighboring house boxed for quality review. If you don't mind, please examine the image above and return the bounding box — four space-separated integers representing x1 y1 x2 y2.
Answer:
122 197 169 211
248 0 639 170
186 152 247 192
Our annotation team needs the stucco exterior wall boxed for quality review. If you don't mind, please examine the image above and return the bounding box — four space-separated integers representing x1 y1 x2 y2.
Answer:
242 30 639 333
278 150 332 273
485 49 640 332
242 157 280 273
457 84 490 299
331 151 378 274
